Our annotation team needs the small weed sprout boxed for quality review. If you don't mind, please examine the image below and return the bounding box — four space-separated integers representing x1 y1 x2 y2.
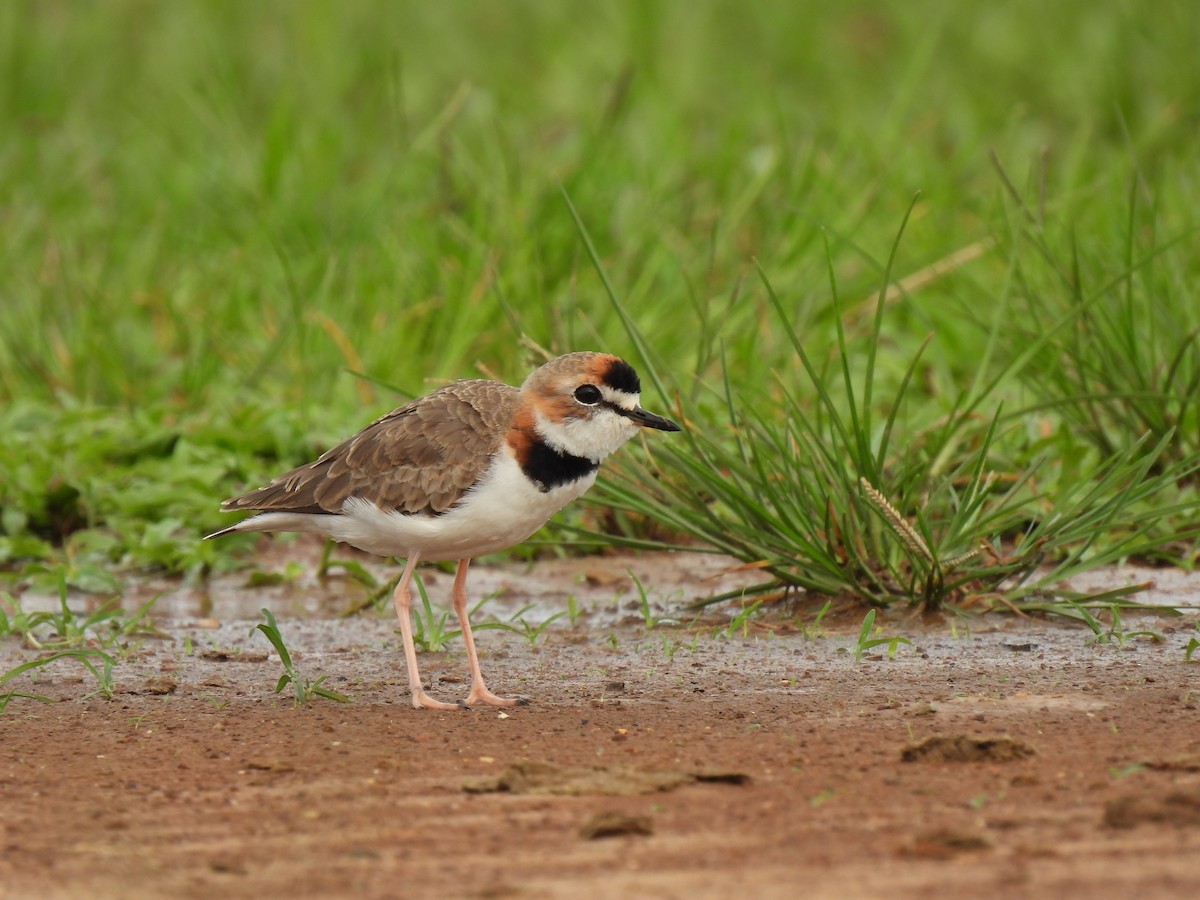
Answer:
725 600 764 639
852 609 913 662
1184 624 1199 662
800 599 832 639
81 655 117 700
410 576 458 653
1069 602 1164 646
659 634 679 661
809 788 835 808
511 611 566 649
252 608 350 705
1 581 160 657
632 571 657 629
0 648 118 710
629 571 678 629
469 601 564 649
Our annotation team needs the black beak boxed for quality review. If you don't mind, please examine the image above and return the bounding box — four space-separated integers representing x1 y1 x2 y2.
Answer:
622 405 681 432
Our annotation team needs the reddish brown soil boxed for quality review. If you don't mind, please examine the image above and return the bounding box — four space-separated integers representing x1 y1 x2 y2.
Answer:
2 553 1199 899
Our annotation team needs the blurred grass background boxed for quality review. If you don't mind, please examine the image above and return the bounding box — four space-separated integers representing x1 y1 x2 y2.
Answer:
1 0 1197 600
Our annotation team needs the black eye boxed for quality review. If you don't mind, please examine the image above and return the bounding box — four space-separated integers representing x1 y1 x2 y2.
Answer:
574 384 602 405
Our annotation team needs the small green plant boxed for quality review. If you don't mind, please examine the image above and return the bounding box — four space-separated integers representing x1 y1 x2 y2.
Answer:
0 580 160 652
0 648 118 710
0 592 51 644
1108 763 1146 780
81 655 117 700
565 595 580 627
1068 602 1164 646
657 633 696 662
629 571 677 630
1184 624 1199 662
97 594 165 650
632 571 656 629
410 576 458 653
0 577 102 649
1105 605 1164 646
796 600 832 639
809 788 835 808
852 609 913 662
511 611 566 649
1069 601 1106 642
659 633 679 661
724 600 764 639
252 608 350 705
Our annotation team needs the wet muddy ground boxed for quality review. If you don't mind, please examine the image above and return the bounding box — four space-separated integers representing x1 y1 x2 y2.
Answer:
3 547 1200 899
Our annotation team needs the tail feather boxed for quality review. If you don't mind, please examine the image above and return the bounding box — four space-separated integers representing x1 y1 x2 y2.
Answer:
203 524 241 541
205 511 336 541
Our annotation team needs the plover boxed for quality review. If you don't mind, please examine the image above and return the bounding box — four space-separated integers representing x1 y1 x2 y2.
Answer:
207 352 680 709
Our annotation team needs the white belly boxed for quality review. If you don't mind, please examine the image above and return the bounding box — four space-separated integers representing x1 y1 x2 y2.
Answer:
248 450 597 561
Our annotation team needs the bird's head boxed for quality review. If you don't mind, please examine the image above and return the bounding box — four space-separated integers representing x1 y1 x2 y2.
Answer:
517 352 680 462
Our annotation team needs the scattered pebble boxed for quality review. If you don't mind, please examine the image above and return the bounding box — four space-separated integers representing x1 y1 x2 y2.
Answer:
901 734 1036 763
462 761 749 796
1105 787 1200 828
579 812 653 840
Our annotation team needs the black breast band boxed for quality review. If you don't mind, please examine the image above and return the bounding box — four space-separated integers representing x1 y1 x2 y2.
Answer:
521 441 599 492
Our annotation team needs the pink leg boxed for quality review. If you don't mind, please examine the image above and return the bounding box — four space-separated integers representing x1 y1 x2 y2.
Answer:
450 559 523 707
392 554 460 711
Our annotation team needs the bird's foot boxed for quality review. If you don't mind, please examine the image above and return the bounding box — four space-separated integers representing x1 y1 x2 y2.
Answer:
410 688 466 711
463 684 529 708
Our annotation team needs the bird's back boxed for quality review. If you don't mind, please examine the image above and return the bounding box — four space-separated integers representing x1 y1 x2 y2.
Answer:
222 380 520 517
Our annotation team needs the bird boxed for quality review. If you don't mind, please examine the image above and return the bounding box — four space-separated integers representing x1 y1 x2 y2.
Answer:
206 352 681 710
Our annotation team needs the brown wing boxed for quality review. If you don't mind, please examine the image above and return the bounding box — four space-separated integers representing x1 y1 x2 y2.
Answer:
222 380 519 516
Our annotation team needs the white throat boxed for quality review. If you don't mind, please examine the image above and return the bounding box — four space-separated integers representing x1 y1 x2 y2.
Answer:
533 406 638 462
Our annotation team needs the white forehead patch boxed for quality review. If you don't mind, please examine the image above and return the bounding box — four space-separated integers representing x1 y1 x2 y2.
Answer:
599 386 640 412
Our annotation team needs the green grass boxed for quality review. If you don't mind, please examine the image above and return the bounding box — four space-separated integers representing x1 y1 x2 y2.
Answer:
1 1 1198 622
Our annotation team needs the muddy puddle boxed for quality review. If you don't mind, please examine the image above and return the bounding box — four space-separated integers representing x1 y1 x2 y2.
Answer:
17 538 1200 627
16 541 766 626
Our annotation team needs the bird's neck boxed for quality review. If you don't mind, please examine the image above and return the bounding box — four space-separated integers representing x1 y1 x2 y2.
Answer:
505 407 600 492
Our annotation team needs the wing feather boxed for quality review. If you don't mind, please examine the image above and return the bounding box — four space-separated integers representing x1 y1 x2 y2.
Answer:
222 381 519 516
